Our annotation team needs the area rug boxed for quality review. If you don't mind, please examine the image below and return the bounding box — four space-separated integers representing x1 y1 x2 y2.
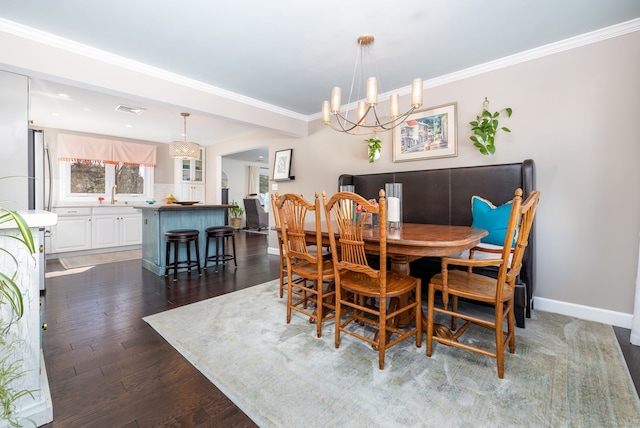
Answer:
58 249 142 269
143 280 640 427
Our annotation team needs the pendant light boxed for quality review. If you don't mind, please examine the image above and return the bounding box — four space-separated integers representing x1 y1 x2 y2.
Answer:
169 112 200 160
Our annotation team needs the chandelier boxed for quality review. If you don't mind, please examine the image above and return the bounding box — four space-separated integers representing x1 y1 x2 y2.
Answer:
169 112 201 160
321 34 423 135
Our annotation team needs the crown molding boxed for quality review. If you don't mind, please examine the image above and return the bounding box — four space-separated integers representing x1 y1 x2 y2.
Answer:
0 17 308 122
309 18 640 121
2 17 639 124
424 17 640 90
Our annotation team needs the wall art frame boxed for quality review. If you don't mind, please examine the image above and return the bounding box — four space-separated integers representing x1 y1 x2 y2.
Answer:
272 148 293 180
392 102 457 162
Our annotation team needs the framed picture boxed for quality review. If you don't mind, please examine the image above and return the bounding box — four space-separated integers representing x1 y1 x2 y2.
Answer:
273 149 293 180
392 102 457 162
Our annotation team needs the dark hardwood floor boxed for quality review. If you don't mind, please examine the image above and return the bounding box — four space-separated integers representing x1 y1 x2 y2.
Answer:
41 231 277 427
40 231 639 427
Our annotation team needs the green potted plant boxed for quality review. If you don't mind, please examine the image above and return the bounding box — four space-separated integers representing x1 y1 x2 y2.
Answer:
469 99 513 155
229 201 244 229
364 137 382 163
0 206 36 426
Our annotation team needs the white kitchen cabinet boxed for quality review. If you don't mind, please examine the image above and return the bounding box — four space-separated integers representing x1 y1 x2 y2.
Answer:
179 183 205 202
50 206 141 254
50 207 92 253
174 147 205 202
119 213 143 246
92 207 141 248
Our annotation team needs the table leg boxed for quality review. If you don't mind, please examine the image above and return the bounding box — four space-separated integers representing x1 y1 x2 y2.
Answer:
389 254 414 327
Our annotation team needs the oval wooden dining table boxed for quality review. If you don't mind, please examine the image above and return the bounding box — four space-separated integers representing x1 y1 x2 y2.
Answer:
303 222 488 329
306 222 488 276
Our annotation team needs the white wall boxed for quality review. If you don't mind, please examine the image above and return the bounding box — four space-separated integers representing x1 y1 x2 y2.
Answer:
207 31 640 326
0 70 29 210
221 157 268 205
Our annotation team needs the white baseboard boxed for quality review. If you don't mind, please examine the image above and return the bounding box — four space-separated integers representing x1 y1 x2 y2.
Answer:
268 246 279 256
268 246 635 330
534 297 633 329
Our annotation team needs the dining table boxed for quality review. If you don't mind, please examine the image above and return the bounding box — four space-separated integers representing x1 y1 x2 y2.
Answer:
305 222 488 276
303 221 488 329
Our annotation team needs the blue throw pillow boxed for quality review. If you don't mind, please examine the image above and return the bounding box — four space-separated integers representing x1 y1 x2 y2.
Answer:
471 196 514 246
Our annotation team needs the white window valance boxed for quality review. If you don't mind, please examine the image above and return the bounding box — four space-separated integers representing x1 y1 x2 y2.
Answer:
57 133 157 167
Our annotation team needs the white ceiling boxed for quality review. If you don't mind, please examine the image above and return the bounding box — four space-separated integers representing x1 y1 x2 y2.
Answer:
1 0 639 160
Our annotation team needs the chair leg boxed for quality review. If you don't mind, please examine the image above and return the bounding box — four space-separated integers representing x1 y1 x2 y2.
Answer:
334 289 341 349
215 236 220 268
279 266 285 298
186 241 192 273
508 301 516 353
204 234 210 270
426 283 435 357
194 237 201 275
277 238 285 298
164 241 171 277
451 295 458 331
495 303 506 379
230 234 237 267
286 270 293 324
415 279 422 347
315 281 322 338
378 299 386 370
173 240 179 282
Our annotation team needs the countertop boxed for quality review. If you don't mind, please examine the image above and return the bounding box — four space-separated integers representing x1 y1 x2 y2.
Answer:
133 204 237 211
0 209 58 229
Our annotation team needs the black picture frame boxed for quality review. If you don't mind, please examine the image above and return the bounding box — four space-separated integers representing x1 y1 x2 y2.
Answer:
273 149 293 180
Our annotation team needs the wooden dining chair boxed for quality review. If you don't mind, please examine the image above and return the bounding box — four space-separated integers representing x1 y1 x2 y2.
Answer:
426 188 541 378
276 192 336 338
323 189 422 370
270 192 287 298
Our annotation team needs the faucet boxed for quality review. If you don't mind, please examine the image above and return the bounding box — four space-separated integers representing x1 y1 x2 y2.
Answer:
111 185 117 204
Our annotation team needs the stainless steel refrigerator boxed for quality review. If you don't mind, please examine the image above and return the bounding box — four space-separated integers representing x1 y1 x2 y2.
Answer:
28 128 53 291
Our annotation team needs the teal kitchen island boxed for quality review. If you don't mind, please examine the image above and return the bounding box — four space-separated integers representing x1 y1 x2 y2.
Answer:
135 204 235 275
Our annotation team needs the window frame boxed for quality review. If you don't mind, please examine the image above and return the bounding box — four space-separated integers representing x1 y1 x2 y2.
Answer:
59 160 154 203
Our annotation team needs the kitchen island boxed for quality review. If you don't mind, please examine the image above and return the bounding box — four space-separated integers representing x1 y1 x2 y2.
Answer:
135 204 236 276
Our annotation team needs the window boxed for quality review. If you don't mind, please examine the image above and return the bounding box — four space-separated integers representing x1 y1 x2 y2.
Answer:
257 168 269 207
61 161 154 202
115 164 145 194
259 168 269 194
69 161 105 193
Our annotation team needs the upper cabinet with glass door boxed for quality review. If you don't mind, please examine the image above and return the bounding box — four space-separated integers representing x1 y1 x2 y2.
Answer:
177 147 205 183
174 147 205 202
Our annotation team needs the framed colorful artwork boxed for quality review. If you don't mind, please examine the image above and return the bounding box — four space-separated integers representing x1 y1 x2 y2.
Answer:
392 102 457 162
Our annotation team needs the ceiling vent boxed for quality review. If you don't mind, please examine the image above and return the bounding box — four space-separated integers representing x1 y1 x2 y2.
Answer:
115 104 145 115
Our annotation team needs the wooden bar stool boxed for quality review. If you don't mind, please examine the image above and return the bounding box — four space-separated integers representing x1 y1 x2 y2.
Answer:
164 229 201 281
204 226 237 270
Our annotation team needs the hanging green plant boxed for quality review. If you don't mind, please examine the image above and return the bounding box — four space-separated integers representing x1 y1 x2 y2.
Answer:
364 137 382 163
469 98 512 155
